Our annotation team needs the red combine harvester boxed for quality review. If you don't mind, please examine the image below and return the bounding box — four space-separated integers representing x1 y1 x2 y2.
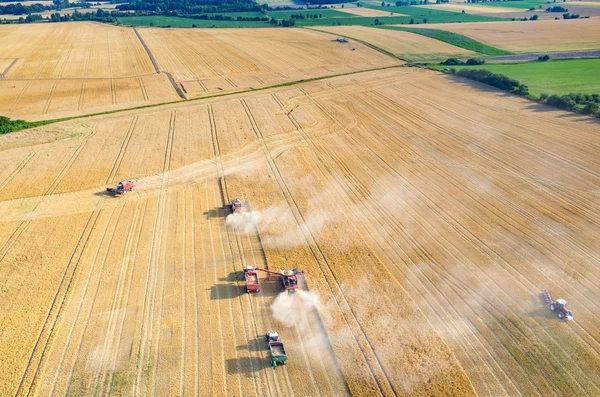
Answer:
106 180 135 196
223 198 250 214
243 266 260 293
542 290 573 320
255 268 301 293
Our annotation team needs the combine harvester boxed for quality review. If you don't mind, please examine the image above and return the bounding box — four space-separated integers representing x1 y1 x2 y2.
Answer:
106 180 135 196
242 266 305 294
542 289 574 320
265 330 287 368
223 198 250 214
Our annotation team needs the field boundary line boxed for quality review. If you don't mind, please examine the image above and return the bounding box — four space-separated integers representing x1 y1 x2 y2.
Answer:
133 27 161 74
5 65 403 135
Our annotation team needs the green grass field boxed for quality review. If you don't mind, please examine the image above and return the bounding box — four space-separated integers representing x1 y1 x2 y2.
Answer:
378 26 512 56
117 16 271 27
432 58 600 96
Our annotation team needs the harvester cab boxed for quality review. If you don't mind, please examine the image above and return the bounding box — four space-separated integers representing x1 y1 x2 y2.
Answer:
550 299 574 320
266 330 280 343
543 290 573 321
223 198 250 214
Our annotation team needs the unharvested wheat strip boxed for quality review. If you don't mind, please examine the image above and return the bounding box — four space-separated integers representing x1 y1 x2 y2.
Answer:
203 181 228 397
92 201 142 394
102 198 149 396
133 179 170 395
195 182 216 395
242 97 343 396
0 152 35 193
214 191 258 397
152 191 183 395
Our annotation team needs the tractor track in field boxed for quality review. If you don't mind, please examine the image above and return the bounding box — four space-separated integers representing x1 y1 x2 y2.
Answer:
61 205 123 396
0 58 19 78
314 82 597 394
105 116 138 185
208 104 273 397
0 152 35 194
91 201 143 395
209 102 311 396
17 204 108 397
240 97 395 396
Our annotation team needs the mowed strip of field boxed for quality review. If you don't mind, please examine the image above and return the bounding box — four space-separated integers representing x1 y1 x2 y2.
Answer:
136 27 400 98
408 18 600 53
314 25 476 61
1 67 600 396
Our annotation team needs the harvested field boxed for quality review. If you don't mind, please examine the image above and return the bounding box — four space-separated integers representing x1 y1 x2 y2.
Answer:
0 23 181 120
339 7 407 17
136 27 399 98
0 74 180 121
1 67 599 397
0 23 155 79
408 18 600 53
315 26 476 61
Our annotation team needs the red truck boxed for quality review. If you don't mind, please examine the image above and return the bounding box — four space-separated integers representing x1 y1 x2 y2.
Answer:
106 180 135 195
244 266 260 293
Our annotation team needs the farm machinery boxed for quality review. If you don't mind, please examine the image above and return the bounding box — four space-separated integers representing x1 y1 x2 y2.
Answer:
265 330 287 368
223 198 250 214
106 180 135 196
542 290 573 321
242 266 303 294
243 266 260 293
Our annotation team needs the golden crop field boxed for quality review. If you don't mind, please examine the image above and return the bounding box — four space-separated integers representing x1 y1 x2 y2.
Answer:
409 18 600 52
1 64 599 397
136 27 399 98
314 26 476 61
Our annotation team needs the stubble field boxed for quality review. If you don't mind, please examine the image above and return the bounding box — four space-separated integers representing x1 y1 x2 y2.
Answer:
0 23 399 121
313 26 476 61
409 18 600 52
1 62 599 397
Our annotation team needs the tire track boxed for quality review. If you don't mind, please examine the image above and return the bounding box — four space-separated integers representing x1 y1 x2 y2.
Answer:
91 200 142 395
0 151 35 194
105 116 138 185
240 98 395 396
208 105 268 397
